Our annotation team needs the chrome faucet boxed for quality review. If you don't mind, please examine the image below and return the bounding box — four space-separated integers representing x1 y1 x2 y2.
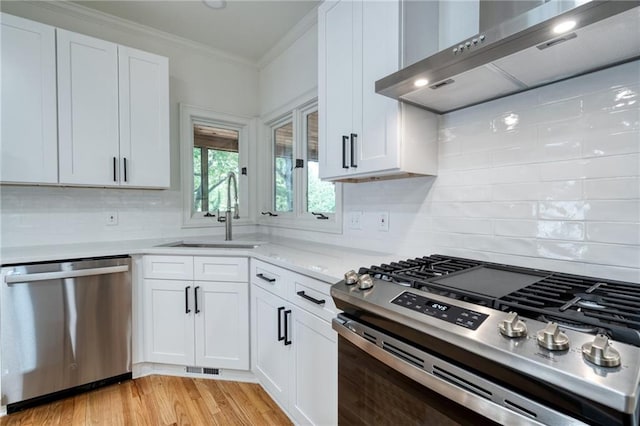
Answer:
217 171 240 240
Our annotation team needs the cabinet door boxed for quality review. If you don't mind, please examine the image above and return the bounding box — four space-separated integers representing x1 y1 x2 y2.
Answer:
118 46 170 188
143 279 195 365
57 29 120 186
194 282 249 370
289 306 337 426
357 0 400 174
318 0 355 179
251 285 291 409
0 13 57 184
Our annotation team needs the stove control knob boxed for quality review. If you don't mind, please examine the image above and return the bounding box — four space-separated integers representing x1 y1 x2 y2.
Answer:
582 334 621 368
344 270 359 285
357 274 374 290
536 322 570 351
498 312 527 338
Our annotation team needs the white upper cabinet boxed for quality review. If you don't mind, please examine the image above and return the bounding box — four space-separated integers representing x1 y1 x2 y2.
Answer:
57 29 120 186
58 30 170 188
118 47 170 188
0 13 58 184
318 0 438 182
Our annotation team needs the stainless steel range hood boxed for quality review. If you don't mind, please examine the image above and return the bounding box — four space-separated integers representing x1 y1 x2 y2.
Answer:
376 0 640 114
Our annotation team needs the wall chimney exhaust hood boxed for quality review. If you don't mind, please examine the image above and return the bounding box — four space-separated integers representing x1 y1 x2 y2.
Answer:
375 1 640 114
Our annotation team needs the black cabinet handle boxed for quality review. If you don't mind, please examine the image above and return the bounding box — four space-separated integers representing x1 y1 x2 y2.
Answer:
123 157 128 182
257 273 276 283
277 306 285 341
185 286 191 314
350 133 358 168
342 135 349 169
113 157 117 182
194 286 200 314
284 310 292 346
297 290 325 305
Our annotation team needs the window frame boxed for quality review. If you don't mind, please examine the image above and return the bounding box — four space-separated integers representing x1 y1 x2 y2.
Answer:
260 98 342 233
180 104 254 228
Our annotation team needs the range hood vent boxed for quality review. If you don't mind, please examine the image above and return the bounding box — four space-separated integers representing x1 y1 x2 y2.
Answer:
376 1 640 114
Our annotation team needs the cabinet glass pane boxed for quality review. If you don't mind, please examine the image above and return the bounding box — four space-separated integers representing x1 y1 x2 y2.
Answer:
306 111 335 213
274 121 293 212
193 124 239 214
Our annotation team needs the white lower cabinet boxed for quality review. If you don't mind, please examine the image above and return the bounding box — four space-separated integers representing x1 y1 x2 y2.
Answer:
143 256 249 370
251 260 337 425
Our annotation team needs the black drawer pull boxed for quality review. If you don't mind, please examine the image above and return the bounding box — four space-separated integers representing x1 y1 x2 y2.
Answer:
257 273 276 283
277 306 285 342
284 309 292 346
342 135 349 169
185 286 191 314
194 286 200 314
297 291 325 305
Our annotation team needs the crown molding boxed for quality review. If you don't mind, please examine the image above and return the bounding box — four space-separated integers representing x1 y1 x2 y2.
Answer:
31 0 258 68
257 4 318 70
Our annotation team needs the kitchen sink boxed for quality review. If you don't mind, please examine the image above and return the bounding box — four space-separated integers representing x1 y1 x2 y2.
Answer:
157 241 261 249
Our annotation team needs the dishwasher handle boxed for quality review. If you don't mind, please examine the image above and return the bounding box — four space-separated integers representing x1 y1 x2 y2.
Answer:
5 265 129 284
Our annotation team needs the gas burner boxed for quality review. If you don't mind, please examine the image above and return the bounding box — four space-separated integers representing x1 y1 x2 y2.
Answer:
577 299 606 309
539 315 600 334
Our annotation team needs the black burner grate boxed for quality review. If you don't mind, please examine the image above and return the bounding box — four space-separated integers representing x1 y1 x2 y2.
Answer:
498 274 640 346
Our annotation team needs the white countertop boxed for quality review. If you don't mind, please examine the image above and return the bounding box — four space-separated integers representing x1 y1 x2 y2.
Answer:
0 234 395 283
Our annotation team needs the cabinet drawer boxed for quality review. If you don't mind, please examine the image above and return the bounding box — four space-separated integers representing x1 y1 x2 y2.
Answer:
194 257 248 282
251 259 287 298
143 255 193 280
290 274 337 323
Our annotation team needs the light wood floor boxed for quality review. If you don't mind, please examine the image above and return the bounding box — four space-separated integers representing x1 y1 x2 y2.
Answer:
0 375 292 425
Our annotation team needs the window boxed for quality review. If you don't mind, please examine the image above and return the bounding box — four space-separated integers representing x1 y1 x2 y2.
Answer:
263 100 341 232
193 125 240 213
180 104 251 227
304 110 336 214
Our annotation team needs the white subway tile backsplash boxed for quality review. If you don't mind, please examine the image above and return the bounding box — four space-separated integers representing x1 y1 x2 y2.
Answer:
538 201 587 220
490 164 539 184
584 177 640 200
581 243 640 269
494 220 537 238
586 222 640 245
431 217 493 235
582 130 640 158
492 183 540 201
586 200 640 222
536 221 585 241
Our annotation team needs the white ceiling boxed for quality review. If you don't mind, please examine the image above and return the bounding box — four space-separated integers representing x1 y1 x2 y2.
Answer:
73 0 320 63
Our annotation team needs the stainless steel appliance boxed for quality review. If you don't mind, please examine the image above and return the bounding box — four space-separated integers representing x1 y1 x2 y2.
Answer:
375 0 640 113
332 255 640 425
1 257 132 412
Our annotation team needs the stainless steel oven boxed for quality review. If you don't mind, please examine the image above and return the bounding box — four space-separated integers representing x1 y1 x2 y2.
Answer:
331 255 640 426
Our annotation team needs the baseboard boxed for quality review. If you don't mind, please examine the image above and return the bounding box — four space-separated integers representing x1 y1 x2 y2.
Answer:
132 362 258 383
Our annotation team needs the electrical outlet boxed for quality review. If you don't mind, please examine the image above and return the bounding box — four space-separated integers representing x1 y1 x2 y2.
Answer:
105 212 118 226
349 211 362 230
378 212 389 232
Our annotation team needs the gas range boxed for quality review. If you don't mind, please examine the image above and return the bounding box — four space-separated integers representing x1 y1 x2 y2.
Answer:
355 254 640 347
331 254 640 425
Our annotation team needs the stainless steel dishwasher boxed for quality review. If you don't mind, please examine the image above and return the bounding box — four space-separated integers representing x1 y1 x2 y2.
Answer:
1 256 131 412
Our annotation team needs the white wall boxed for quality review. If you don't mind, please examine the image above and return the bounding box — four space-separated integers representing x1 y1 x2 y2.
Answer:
259 23 318 116
0 2 260 247
264 60 640 283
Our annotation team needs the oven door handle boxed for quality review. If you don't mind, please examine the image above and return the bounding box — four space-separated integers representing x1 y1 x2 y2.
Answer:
332 317 586 426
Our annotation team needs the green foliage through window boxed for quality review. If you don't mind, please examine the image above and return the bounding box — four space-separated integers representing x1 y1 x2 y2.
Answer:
192 125 239 214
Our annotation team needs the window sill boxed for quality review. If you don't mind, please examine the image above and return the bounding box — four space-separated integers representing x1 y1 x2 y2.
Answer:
257 216 342 234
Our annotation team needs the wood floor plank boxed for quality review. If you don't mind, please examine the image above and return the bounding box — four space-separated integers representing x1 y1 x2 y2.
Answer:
0 376 292 426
